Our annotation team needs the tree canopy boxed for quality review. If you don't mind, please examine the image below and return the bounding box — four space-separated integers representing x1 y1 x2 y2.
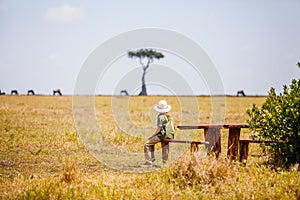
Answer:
128 49 164 64
128 49 164 95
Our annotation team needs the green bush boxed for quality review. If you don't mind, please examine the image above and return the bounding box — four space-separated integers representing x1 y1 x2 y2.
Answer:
247 65 300 168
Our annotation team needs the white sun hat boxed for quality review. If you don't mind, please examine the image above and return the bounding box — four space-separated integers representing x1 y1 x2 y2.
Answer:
154 100 171 113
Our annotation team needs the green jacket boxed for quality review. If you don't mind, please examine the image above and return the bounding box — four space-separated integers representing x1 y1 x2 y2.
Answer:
157 113 174 140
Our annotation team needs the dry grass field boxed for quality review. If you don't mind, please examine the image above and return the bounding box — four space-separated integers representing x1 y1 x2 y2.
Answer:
0 96 299 199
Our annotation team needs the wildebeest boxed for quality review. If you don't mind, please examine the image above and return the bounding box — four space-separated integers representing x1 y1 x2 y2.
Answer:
237 90 246 97
53 89 62 96
27 90 35 95
11 90 18 95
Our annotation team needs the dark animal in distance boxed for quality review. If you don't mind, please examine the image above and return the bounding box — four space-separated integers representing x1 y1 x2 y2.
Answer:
237 90 246 97
27 90 35 95
0 90 5 95
120 90 129 96
53 89 62 96
11 90 18 95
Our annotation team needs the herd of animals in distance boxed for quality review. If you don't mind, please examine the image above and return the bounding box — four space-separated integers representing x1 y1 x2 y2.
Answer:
0 89 248 97
0 89 63 96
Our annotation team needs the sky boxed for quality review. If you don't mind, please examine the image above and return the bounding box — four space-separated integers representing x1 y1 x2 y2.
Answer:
1 0 300 96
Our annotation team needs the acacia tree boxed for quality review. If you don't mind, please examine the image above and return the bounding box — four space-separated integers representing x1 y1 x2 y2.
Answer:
128 49 164 96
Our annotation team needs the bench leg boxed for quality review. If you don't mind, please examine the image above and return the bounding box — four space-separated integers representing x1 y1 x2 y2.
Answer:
239 141 249 163
204 128 221 158
227 128 241 160
190 142 199 153
161 142 170 163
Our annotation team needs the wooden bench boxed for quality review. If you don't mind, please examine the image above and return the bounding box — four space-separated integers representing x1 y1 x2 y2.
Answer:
178 123 249 159
239 140 279 163
161 139 209 162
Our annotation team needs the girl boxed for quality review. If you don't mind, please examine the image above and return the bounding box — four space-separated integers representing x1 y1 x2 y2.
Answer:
143 100 173 165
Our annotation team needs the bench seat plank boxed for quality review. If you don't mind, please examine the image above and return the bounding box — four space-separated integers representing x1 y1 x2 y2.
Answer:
239 140 278 144
163 139 209 145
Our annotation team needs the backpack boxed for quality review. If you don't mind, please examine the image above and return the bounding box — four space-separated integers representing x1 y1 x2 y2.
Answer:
162 116 175 139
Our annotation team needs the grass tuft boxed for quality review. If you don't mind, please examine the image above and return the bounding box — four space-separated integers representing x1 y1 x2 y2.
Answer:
61 160 81 183
170 154 236 187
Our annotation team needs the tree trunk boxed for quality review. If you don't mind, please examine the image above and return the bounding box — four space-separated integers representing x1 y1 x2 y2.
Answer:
139 68 147 96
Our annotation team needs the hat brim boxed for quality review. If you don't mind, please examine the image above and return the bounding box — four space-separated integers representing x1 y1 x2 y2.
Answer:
154 105 171 113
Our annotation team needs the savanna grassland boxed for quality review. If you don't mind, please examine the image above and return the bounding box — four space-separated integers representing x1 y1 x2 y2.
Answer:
0 96 299 199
